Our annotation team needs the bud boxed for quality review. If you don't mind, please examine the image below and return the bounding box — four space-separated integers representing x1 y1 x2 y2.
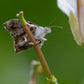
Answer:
28 60 43 84
30 60 43 77
47 75 58 84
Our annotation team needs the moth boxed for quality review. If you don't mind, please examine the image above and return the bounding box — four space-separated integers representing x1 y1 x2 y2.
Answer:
57 0 84 46
3 19 51 53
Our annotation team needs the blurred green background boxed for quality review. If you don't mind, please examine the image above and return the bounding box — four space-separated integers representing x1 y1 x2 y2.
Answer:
0 0 84 84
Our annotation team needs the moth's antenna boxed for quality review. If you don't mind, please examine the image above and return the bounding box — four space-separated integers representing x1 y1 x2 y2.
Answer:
50 25 63 29
47 17 63 29
47 17 57 27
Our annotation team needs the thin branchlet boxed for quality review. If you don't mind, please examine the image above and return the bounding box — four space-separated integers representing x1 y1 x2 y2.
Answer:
16 11 51 77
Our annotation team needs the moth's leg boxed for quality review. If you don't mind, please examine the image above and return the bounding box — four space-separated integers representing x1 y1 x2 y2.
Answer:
29 41 40 46
36 40 40 44
28 38 46 47
39 41 44 48
29 42 34 46
40 37 47 41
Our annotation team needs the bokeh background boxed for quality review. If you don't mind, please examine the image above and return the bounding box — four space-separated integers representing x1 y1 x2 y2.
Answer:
0 0 84 84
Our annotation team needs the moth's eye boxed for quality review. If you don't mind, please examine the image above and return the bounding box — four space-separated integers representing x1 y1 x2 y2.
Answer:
30 27 34 31
32 31 35 35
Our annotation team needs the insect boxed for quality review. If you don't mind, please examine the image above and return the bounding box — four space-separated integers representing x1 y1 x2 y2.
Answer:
3 19 51 53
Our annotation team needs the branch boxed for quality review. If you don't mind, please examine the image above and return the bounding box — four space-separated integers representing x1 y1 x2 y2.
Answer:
16 11 51 77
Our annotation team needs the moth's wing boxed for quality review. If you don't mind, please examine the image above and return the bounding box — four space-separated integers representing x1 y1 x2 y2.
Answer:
3 19 33 53
3 19 25 39
14 41 33 53
3 20 42 53
57 0 78 18
69 11 82 46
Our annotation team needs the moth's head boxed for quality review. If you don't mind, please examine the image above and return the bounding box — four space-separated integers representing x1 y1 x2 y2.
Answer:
44 27 51 34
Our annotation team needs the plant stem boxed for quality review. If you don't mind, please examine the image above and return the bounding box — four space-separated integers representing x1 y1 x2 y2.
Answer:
16 11 51 77
32 74 37 84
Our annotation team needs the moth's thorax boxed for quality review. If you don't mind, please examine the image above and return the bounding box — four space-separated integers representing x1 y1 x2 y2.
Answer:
35 27 51 39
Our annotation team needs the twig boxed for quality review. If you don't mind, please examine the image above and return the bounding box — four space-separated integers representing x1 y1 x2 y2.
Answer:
16 11 51 77
32 74 37 84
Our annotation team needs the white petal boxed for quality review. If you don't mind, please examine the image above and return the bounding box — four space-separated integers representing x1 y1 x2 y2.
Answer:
57 0 78 18
69 11 82 46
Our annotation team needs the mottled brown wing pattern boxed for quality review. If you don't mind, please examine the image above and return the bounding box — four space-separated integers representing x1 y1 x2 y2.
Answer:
3 19 40 53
